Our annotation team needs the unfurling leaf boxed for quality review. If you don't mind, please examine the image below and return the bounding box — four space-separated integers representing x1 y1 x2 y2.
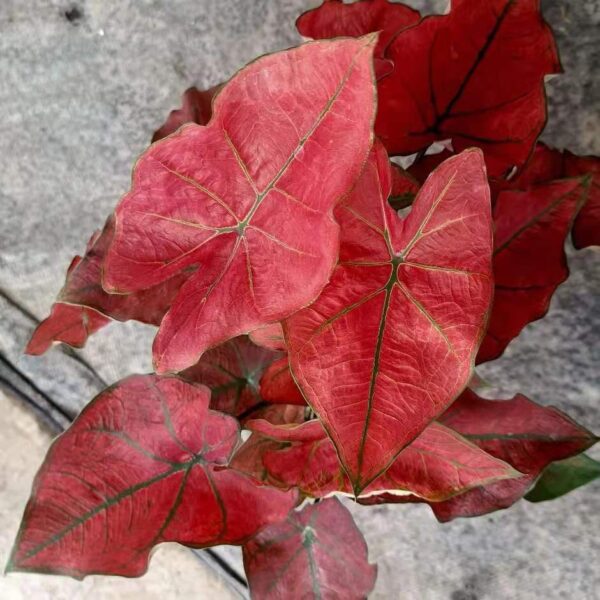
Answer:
243 498 377 600
237 418 517 501
103 37 378 374
377 0 560 176
285 143 493 493
8 375 296 578
429 389 598 520
525 454 600 503
477 177 587 363
181 335 281 417
152 84 222 143
296 0 419 63
26 218 190 354
259 356 306 406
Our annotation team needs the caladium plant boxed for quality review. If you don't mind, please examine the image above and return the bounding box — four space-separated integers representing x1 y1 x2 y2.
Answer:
11 1 598 597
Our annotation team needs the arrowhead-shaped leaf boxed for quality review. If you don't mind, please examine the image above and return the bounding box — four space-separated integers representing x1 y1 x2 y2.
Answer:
26 218 191 354
152 84 222 143
8 375 296 578
103 37 378 374
525 454 600 503
259 356 307 406
181 335 281 417
238 418 517 502
377 0 560 176
285 143 493 492
430 388 598 520
296 0 420 60
477 177 587 363
243 498 377 600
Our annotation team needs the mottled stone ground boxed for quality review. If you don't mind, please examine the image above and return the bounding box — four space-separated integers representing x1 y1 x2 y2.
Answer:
0 1 598 598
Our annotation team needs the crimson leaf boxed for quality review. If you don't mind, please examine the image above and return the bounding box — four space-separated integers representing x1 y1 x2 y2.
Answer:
477 177 587 363
285 142 493 493
243 498 377 600
377 0 560 176
429 388 598 520
181 335 281 417
152 84 221 143
259 356 307 406
8 375 296 577
103 37 378 374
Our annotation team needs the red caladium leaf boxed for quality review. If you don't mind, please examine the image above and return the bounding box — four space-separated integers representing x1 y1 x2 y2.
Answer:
181 335 281 417
243 498 377 600
477 177 587 363
26 218 191 354
377 0 560 177
8 375 296 577
564 152 600 249
152 84 222 143
429 388 598 520
408 150 455 185
388 162 420 210
26 303 110 355
285 143 493 493
103 37 378 374
296 0 420 79
259 356 306 406
240 418 517 502
248 322 286 351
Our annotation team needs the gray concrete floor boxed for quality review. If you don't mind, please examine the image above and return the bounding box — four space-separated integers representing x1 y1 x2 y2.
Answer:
0 1 598 598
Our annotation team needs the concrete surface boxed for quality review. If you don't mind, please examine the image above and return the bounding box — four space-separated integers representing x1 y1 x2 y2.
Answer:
0 1 598 599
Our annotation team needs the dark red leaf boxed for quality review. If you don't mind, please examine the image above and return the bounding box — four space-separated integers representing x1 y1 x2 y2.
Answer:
477 177 587 363
430 388 598 520
377 0 560 176
26 218 191 354
259 356 307 406
8 375 296 577
181 335 281 417
249 322 286 351
296 0 420 60
103 37 378 374
408 149 455 184
25 303 110 355
285 143 493 492
240 418 517 502
243 498 377 600
564 152 600 249
152 84 222 143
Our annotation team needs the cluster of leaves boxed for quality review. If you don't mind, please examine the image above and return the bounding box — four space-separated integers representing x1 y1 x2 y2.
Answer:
11 1 599 597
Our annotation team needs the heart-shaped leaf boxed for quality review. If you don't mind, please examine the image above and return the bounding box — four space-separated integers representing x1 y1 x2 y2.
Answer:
259 356 307 406
525 454 600 503
181 335 281 417
296 0 420 60
285 143 493 492
238 418 517 502
243 497 377 600
152 84 222 143
26 218 191 354
377 0 560 176
103 37 378 374
429 388 598 520
477 177 587 363
8 375 296 578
